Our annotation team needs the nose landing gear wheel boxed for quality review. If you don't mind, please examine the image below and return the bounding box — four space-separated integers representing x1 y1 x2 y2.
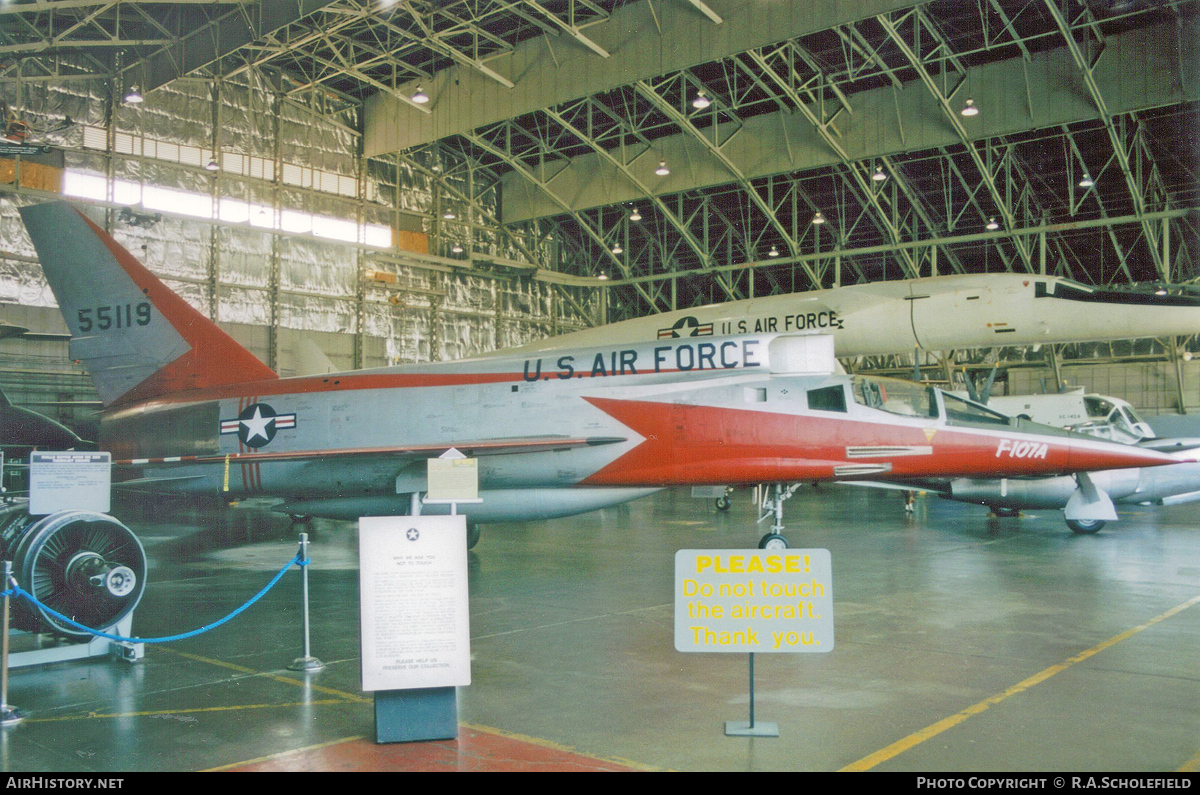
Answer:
715 496 731 511
758 533 789 550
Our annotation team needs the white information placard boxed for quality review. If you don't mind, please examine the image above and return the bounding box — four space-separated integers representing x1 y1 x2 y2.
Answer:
426 456 479 501
29 452 111 515
359 515 472 691
674 548 834 653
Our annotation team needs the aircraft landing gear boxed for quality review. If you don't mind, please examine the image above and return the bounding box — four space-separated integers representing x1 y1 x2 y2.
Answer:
1066 517 1105 534
715 487 733 511
757 483 800 549
467 523 481 550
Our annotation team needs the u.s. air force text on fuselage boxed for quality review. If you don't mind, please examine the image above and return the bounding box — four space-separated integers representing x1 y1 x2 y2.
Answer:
522 338 766 381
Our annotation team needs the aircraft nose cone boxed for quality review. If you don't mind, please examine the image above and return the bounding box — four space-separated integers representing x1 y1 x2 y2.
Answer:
1067 439 1177 472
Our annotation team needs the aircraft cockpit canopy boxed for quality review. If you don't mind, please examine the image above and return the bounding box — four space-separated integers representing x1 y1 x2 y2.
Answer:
850 375 1021 429
1083 395 1152 439
939 391 1013 427
850 375 938 419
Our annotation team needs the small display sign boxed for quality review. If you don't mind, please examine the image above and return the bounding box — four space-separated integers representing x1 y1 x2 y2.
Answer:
426 453 479 501
29 452 111 515
359 515 472 692
674 548 834 653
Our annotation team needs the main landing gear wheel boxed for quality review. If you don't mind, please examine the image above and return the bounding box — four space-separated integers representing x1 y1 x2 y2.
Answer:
758 533 789 550
466 523 481 550
714 496 731 511
1066 518 1105 534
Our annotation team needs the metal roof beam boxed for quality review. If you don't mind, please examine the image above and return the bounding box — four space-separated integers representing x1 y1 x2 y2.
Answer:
501 18 1196 223
124 0 341 94
365 0 922 155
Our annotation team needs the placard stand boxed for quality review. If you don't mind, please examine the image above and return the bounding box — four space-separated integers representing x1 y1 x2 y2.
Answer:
359 515 471 745
375 687 458 743
724 653 778 737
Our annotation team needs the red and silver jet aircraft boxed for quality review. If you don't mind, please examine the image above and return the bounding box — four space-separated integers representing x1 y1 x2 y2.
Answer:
18 202 1178 548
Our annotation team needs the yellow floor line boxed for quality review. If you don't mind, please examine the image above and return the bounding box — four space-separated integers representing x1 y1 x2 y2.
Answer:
25 700 349 723
1179 747 1200 773
841 592 1200 772
202 735 366 772
153 647 371 703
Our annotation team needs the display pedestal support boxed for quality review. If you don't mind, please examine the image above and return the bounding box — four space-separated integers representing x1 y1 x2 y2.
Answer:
725 653 778 737
374 687 457 743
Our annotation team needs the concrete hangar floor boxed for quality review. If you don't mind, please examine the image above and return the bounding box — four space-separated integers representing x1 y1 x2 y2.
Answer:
4 486 1199 773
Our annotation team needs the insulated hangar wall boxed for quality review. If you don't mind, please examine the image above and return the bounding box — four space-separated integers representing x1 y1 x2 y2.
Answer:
0 72 599 419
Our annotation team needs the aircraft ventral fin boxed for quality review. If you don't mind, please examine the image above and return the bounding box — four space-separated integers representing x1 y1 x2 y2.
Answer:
115 435 628 468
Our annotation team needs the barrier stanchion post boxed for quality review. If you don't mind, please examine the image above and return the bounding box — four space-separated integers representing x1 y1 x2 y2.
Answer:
288 533 324 672
1 561 24 726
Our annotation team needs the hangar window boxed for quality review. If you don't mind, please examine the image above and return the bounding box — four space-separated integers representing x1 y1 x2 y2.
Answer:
807 385 846 413
79 125 381 243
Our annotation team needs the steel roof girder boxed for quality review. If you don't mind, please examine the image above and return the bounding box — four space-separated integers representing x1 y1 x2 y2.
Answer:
540 105 715 271
462 128 666 310
1041 0 1166 278
365 0 922 155
501 17 1195 224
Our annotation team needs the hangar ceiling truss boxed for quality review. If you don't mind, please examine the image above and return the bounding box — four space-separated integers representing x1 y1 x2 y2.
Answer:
0 0 1197 328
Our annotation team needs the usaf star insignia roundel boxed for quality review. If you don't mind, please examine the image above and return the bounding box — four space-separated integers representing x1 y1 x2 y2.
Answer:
220 402 297 448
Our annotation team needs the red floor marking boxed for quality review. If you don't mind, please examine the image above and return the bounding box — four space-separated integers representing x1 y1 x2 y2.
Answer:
224 727 640 772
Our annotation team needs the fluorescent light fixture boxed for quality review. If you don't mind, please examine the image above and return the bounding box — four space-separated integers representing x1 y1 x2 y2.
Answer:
412 86 430 104
655 161 670 176
960 98 979 117
986 216 999 231
872 166 886 182
1079 174 1094 188
629 208 642 222
612 244 623 255
597 271 609 280
124 85 143 104
811 211 826 225
692 90 711 110
768 245 779 257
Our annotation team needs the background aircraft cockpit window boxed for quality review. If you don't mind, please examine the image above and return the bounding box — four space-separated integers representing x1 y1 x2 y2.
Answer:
1085 395 1116 420
851 376 938 418
942 392 1012 426
1121 405 1146 428
807 384 847 413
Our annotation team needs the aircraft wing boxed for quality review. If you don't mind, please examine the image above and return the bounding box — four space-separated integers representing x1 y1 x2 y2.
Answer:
113 473 209 493
841 478 951 496
114 435 628 468
1138 437 1200 454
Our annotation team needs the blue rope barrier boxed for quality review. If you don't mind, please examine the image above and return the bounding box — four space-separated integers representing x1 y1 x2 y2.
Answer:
7 552 304 645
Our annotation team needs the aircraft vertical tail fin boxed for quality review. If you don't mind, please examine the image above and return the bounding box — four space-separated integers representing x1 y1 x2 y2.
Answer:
19 202 278 406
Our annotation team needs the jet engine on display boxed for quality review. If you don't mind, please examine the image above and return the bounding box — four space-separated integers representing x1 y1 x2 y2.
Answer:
0 504 146 639
15 202 1187 551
